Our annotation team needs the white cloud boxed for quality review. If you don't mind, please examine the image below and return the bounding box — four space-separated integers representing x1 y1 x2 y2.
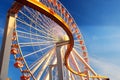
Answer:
90 57 120 80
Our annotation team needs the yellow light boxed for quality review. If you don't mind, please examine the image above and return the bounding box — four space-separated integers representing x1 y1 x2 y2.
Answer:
63 35 69 41
90 75 108 78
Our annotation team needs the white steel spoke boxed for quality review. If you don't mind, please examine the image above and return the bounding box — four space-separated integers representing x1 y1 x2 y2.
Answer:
23 6 57 37
43 57 57 80
70 72 75 80
20 43 51 47
31 54 49 74
74 46 82 52
16 18 55 39
19 10 53 36
19 41 56 46
71 52 84 80
36 50 55 80
30 47 55 70
17 34 57 43
16 25 29 32
17 30 56 41
73 48 97 76
71 53 80 72
31 50 54 74
23 45 54 58
17 35 52 43
17 19 50 36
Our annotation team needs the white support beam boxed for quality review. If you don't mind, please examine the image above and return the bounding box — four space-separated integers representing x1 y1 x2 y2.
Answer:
61 46 69 80
0 13 16 80
56 45 64 80
49 64 57 80
49 66 52 80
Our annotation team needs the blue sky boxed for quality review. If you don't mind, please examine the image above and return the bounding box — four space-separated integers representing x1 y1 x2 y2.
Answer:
0 0 120 80
60 0 120 80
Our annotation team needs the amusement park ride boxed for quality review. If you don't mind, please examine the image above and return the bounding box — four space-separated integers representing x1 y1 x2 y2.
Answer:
0 0 110 80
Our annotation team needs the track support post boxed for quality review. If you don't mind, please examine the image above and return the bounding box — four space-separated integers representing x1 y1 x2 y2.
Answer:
49 64 56 80
56 41 69 80
56 45 64 80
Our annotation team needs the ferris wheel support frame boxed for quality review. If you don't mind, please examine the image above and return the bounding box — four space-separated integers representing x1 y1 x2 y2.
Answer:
56 44 64 80
0 2 23 80
0 13 16 80
49 41 70 80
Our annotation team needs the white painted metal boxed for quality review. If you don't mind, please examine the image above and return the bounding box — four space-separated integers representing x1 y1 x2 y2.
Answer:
71 52 84 80
56 45 64 80
36 49 55 80
73 48 101 80
0 13 16 80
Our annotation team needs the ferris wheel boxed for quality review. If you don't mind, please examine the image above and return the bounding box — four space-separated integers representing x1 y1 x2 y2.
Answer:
0 0 109 80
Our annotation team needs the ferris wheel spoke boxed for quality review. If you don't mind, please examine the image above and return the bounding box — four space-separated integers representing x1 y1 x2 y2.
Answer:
31 51 54 75
19 41 56 46
17 25 29 32
24 6 43 23
43 71 49 80
17 35 55 42
68 57 78 74
17 30 56 41
40 15 58 33
31 54 49 74
36 51 55 80
71 52 84 80
73 48 98 76
70 72 75 80
44 58 57 80
71 52 80 72
19 10 54 36
24 6 54 33
43 58 57 80
74 44 82 49
37 12 52 27
23 45 54 58
17 19 51 36
20 43 52 47
41 14 56 28
16 18 56 39
74 46 82 52
29 47 55 70
74 46 81 51
42 15 53 26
